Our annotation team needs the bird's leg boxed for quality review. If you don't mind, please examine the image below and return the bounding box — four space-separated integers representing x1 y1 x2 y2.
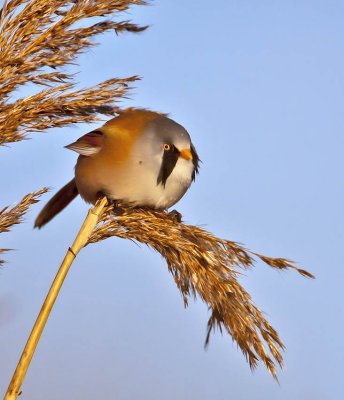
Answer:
97 192 125 216
110 199 126 216
169 209 182 223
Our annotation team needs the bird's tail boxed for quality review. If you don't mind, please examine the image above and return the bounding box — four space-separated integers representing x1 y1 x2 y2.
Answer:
34 178 79 228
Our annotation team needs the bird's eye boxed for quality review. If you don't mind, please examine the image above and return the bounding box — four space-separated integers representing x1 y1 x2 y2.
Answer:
163 144 171 151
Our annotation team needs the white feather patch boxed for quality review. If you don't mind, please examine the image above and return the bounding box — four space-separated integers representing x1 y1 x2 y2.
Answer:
65 143 101 156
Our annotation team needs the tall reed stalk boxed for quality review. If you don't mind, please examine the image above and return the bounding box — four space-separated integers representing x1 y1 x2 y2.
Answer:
4 198 107 400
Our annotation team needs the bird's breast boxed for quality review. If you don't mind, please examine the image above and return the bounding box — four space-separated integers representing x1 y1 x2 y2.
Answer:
75 152 193 209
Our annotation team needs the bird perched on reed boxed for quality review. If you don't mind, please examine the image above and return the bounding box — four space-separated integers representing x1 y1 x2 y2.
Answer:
35 109 199 228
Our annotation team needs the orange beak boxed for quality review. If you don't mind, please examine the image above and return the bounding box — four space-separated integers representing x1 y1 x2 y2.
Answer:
179 148 193 160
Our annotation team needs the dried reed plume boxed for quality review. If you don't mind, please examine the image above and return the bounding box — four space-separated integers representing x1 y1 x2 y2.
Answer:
89 205 314 378
0 0 147 146
0 0 146 262
0 188 48 265
0 189 48 234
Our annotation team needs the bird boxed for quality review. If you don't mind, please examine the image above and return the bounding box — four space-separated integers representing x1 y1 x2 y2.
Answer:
34 109 199 228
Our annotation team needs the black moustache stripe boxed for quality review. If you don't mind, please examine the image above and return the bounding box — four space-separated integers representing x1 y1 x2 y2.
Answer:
157 149 179 187
190 143 200 181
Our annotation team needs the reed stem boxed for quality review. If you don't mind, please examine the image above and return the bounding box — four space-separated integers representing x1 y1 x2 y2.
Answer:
4 197 108 400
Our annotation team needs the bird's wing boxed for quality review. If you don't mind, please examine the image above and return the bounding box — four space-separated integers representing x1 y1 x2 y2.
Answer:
65 130 103 156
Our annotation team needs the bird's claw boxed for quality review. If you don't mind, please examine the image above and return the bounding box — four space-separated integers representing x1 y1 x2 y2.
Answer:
169 209 182 223
109 199 126 216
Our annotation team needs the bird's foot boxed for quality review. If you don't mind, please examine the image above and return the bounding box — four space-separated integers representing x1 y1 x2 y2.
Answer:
169 209 182 223
109 199 126 216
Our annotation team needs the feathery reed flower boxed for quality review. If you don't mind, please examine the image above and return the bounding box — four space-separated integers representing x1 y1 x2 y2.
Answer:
0 0 146 262
0 0 147 145
88 205 314 378
0 189 48 265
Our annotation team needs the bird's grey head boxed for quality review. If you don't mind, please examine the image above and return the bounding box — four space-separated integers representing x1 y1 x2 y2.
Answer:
133 115 199 186
142 116 192 151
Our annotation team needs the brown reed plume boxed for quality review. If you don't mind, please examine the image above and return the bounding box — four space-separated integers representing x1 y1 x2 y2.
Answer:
88 205 314 379
0 189 48 234
0 188 48 265
0 0 147 146
0 0 146 262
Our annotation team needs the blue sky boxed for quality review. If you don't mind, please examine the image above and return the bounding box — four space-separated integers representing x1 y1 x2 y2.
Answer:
1 1 343 399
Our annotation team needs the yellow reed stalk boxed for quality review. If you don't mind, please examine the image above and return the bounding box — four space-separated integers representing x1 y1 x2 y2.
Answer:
4 196 108 400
